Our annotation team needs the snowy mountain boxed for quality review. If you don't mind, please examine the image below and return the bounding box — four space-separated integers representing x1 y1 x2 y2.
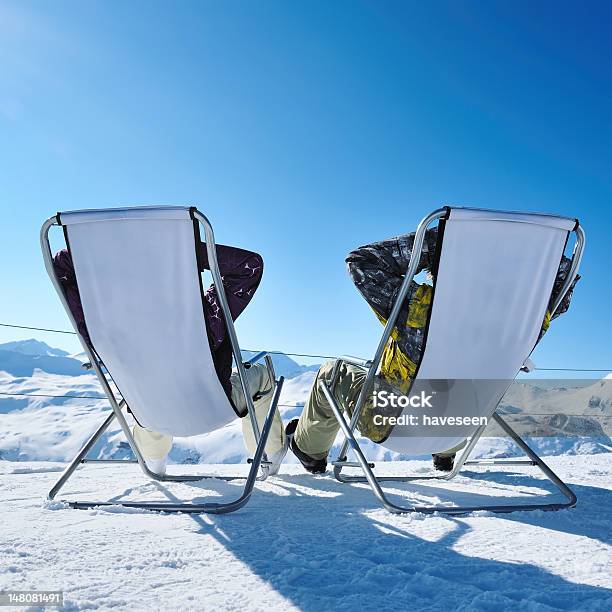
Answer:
0 339 322 462
501 379 612 417
0 339 70 357
240 350 321 379
0 339 611 463
491 380 612 452
0 348 86 377
0 339 319 380
0 339 87 377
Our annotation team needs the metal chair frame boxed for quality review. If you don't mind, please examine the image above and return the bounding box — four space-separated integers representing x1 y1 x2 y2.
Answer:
41 208 284 514
327 207 585 514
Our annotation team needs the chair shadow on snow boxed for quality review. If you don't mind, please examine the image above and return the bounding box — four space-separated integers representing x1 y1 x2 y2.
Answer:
137 468 612 612
457 469 612 547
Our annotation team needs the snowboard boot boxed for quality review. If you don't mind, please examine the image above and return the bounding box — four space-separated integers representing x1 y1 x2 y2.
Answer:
286 419 327 474
432 453 455 472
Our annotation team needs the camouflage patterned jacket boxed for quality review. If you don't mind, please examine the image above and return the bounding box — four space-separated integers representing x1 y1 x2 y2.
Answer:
346 227 579 442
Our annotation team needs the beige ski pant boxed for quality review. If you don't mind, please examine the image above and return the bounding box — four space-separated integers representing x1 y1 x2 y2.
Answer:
294 360 465 460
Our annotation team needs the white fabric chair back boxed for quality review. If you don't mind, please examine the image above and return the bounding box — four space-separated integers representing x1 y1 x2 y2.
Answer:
382 207 576 454
60 206 235 436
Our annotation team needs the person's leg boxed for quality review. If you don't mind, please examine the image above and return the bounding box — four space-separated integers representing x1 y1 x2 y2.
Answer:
293 361 340 460
236 363 285 456
132 424 173 474
292 360 366 471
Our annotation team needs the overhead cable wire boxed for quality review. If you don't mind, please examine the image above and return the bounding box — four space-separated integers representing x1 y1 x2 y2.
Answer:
0 322 610 372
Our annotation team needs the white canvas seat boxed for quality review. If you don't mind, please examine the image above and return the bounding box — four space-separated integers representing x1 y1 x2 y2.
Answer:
325 206 584 514
41 206 284 514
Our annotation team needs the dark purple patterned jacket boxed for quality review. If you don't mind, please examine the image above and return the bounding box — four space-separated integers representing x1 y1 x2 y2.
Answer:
53 244 263 401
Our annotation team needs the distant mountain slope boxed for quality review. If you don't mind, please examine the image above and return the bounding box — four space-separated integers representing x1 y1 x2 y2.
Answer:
0 339 69 357
501 380 612 416
1 338 610 464
1 367 611 463
239 350 320 379
0 349 86 377
0 340 321 380
0 339 86 377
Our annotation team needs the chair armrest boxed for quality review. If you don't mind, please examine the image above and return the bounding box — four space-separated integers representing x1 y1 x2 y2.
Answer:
520 358 535 373
243 351 268 369
338 355 372 370
242 351 277 396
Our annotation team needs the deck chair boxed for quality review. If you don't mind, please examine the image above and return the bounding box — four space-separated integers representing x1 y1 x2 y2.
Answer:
40 206 284 514
326 206 585 514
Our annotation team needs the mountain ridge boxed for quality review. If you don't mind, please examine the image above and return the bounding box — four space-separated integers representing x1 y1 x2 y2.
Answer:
0 339 69 357
0 339 321 380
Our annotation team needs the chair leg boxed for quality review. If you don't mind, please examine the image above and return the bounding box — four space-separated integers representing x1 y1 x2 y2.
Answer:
49 377 284 514
48 411 116 500
490 412 577 508
333 419 488 484
321 381 577 515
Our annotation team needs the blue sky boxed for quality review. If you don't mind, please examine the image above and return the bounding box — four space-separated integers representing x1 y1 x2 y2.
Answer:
0 0 610 370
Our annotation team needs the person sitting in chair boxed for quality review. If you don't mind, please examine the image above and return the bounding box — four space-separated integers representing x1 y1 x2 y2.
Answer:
53 243 286 475
286 224 579 474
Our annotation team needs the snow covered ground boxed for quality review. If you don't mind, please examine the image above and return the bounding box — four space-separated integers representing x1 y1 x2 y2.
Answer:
1 455 611 610
1 340 611 610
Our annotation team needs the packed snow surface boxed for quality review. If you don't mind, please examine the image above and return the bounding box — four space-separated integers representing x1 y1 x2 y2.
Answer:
1 455 610 610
